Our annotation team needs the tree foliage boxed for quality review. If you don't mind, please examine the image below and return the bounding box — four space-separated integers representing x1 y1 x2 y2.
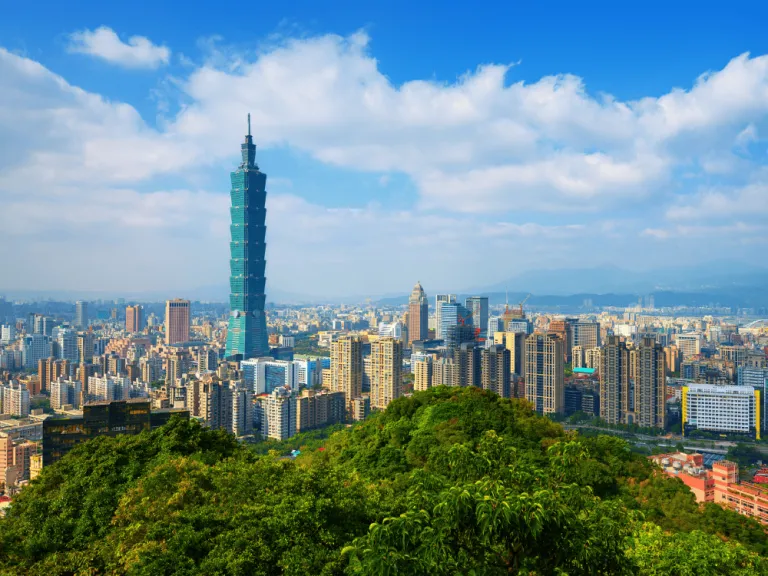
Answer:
0 387 766 574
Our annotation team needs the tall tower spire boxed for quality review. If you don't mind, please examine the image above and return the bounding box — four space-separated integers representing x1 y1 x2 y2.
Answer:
226 120 269 360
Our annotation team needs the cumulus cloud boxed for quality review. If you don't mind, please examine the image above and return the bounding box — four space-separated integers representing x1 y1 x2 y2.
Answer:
2 31 768 295
67 26 170 69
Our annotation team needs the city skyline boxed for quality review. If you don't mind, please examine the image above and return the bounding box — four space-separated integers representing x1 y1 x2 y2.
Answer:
2 3 768 297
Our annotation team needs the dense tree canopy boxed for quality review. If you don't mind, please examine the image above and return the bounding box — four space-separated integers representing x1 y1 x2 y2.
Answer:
1 386 766 574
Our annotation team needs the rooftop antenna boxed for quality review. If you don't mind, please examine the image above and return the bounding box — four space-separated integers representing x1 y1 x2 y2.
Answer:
247 113 251 136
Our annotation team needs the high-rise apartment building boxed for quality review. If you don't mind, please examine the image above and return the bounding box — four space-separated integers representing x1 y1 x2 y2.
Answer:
407 282 428 346
0 382 30 417
635 335 666 429
200 379 234 431
330 335 363 416
125 305 143 333
525 333 564 415
50 378 82 410
370 337 403 410
74 301 88 329
600 336 630 425
547 319 573 362
413 356 433 391
56 328 78 362
435 294 456 338
88 375 131 403
454 342 480 388
0 324 15 344
256 385 296 440
231 385 254 437
433 357 456 387
296 389 345 432
481 344 511 398
225 117 270 360
164 299 190 345
465 296 489 339
493 331 526 376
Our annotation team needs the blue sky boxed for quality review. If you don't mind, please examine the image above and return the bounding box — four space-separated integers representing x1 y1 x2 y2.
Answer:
1 1 768 299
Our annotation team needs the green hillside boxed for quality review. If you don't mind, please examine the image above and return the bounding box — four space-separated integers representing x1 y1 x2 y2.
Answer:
1 386 766 575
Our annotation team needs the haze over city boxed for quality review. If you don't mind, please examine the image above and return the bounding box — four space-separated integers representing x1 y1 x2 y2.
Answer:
2 1 768 299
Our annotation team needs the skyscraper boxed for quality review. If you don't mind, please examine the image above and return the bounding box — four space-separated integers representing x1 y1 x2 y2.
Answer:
225 116 269 360
74 301 88 329
370 337 403 410
634 335 666 429
525 333 564 415
600 336 630 425
407 282 428 346
435 294 456 338
465 296 489 339
125 305 143 333
164 299 190 345
481 344 511 398
330 335 363 417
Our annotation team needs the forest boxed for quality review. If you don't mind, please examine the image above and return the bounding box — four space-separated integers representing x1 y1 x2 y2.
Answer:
0 386 766 575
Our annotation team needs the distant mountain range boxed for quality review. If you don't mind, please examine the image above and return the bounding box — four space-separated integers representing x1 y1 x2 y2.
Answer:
3 262 767 308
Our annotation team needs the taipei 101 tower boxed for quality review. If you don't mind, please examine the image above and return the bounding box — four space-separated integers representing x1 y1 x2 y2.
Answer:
225 115 269 360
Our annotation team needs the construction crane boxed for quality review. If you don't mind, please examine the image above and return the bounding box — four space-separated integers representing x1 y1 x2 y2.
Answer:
517 293 531 317
456 307 484 342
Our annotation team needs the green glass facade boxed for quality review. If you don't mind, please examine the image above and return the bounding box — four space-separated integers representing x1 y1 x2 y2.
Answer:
42 400 189 466
225 119 269 360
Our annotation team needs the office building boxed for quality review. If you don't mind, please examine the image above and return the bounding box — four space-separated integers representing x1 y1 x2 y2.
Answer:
256 385 296 440
165 299 190 345
676 333 702 359
465 296 489 339
445 323 475 352
56 328 78 362
437 301 460 341
413 356 433 391
225 118 270 360
571 320 600 352
635 335 666 429
407 282 428 345
682 384 760 438
241 358 294 395
42 400 188 465
295 389 345 432
125 305 143 333
487 316 505 340
737 367 768 388
370 337 403 410
74 301 88 328
435 294 456 338
22 334 51 369
600 336 630 425
330 335 363 416
525 333 564 415
377 322 403 340
481 344 511 398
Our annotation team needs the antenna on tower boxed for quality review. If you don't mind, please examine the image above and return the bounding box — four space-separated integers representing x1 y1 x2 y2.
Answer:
247 113 251 136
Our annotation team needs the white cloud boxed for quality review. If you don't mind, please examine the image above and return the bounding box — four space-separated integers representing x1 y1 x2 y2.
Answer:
2 32 768 295
67 26 170 69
